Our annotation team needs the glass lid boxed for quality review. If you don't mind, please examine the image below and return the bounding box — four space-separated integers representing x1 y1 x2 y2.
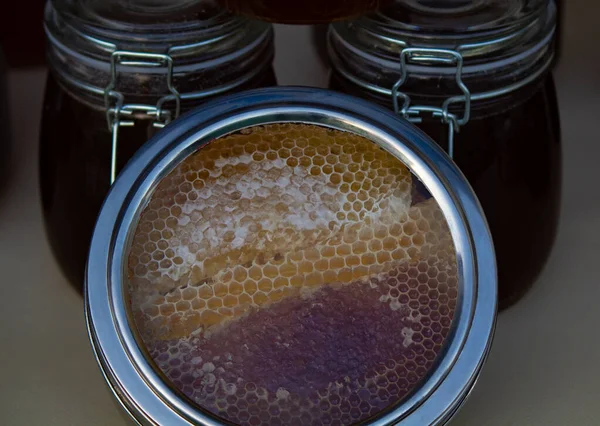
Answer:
45 0 268 62
44 0 274 105
86 88 496 426
51 0 229 37
333 0 554 63
378 0 547 33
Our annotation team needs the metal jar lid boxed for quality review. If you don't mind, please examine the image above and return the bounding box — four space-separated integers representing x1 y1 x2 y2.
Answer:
86 88 497 425
215 0 391 24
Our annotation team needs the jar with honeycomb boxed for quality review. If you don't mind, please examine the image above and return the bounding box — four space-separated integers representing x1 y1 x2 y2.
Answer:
40 0 276 290
217 0 391 24
328 0 561 309
86 87 496 426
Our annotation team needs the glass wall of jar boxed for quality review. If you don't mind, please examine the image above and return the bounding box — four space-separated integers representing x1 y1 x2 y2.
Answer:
41 0 276 291
328 0 561 309
217 0 391 24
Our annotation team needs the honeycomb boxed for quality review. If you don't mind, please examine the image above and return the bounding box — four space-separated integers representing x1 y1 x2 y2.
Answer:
127 123 458 425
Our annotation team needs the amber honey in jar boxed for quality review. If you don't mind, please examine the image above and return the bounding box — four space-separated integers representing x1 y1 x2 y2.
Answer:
328 0 561 309
86 87 496 426
217 0 391 23
40 0 276 290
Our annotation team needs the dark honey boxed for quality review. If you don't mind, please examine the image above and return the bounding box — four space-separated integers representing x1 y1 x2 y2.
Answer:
217 0 390 23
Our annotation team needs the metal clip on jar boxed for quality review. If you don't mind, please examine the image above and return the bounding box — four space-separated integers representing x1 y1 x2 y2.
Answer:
86 87 496 426
328 0 561 309
40 0 276 290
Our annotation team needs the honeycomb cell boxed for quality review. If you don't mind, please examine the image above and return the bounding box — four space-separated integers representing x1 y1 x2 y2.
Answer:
128 123 459 425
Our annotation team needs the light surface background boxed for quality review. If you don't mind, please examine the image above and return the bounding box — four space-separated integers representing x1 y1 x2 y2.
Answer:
1 2 599 425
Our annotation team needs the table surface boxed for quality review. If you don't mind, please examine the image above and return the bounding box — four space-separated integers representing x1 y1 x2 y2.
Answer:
2 5 600 425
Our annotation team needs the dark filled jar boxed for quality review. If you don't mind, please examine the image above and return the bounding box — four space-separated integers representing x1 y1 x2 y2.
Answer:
328 0 561 309
41 0 276 291
218 0 391 24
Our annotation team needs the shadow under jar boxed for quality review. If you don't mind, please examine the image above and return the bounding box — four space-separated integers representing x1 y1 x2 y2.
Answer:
328 0 561 310
41 0 276 291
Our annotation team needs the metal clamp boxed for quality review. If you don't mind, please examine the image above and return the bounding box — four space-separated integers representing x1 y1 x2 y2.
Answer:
104 51 181 184
392 48 471 158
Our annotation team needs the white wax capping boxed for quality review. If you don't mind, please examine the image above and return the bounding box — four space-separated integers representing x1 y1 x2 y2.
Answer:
401 327 415 348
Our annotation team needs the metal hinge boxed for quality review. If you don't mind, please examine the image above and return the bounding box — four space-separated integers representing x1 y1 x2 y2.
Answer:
392 48 471 158
104 51 181 184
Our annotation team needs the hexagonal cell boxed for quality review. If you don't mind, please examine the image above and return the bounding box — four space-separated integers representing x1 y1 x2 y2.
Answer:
279 411 292 423
237 410 251 422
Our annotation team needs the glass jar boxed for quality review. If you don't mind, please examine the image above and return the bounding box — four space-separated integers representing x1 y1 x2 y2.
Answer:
328 0 561 309
86 87 496 426
217 0 391 24
40 0 276 291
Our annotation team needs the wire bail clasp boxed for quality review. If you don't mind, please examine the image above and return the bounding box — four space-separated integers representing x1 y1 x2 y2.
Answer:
104 50 181 184
392 48 471 158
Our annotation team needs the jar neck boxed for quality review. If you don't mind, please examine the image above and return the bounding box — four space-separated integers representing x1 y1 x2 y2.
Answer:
45 1 274 111
330 62 551 120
